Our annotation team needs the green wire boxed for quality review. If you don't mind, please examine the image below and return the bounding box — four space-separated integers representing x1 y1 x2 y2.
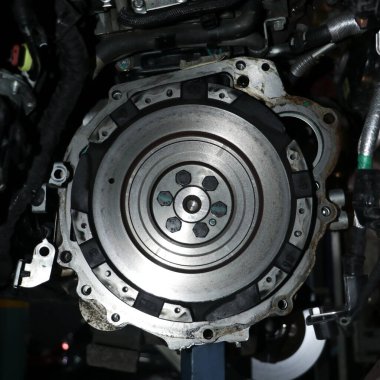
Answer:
358 154 373 170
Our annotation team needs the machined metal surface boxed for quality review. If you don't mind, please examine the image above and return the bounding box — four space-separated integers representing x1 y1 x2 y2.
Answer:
55 57 341 349
92 105 288 302
152 164 232 244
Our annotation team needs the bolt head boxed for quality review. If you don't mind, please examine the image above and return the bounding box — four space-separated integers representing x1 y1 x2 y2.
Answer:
116 58 131 72
133 0 145 8
202 176 219 191
176 170 191 186
235 60 246 71
193 222 209 238
60 251 72 264
289 150 299 161
211 201 227 217
321 206 331 217
157 191 173 206
166 217 182 233
112 90 122 100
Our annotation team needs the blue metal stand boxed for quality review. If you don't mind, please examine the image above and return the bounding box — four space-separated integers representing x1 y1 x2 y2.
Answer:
0 299 28 380
181 343 225 380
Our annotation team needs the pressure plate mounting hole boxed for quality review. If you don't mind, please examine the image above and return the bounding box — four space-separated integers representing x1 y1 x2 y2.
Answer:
203 329 214 340
39 246 50 257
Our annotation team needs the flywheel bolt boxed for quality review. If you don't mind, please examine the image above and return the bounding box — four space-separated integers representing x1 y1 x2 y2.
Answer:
157 191 173 206
166 217 182 233
211 201 227 218
202 176 219 191
193 222 209 238
176 170 192 186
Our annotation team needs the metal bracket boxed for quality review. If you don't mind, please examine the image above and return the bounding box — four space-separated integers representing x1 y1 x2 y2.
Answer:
376 30 380 56
328 189 349 231
131 0 187 14
307 271 368 331
307 307 348 326
13 239 56 288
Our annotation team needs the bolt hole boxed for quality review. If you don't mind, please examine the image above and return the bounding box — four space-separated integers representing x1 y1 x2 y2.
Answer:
53 169 64 180
278 299 288 310
219 92 225 99
183 195 201 214
261 63 270 71
237 75 249 88
111 313 120 322
101 130 108 137
145 97 152 104
294 230 302 237
122 286 128 293
203 329 214 340
290 153 296 160
209 218 217 226
105 270 111 277
81 285 92 296
39 246 50 257
299 208 305 214
340 317 349 325
108 178 115 184
321 206 331 217
166 89 173 97
323 113 335 124
60 251 72 263
174 307 181 314
235 60 246 70
81 223 87 229
266 276 272 283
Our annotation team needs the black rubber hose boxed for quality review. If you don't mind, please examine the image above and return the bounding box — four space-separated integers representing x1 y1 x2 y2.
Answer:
119 0 245 29
0 0 88 286
290 13 363 54
343 227 366 276
96 0 263 74
304 25 331 47
290 26 332 54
